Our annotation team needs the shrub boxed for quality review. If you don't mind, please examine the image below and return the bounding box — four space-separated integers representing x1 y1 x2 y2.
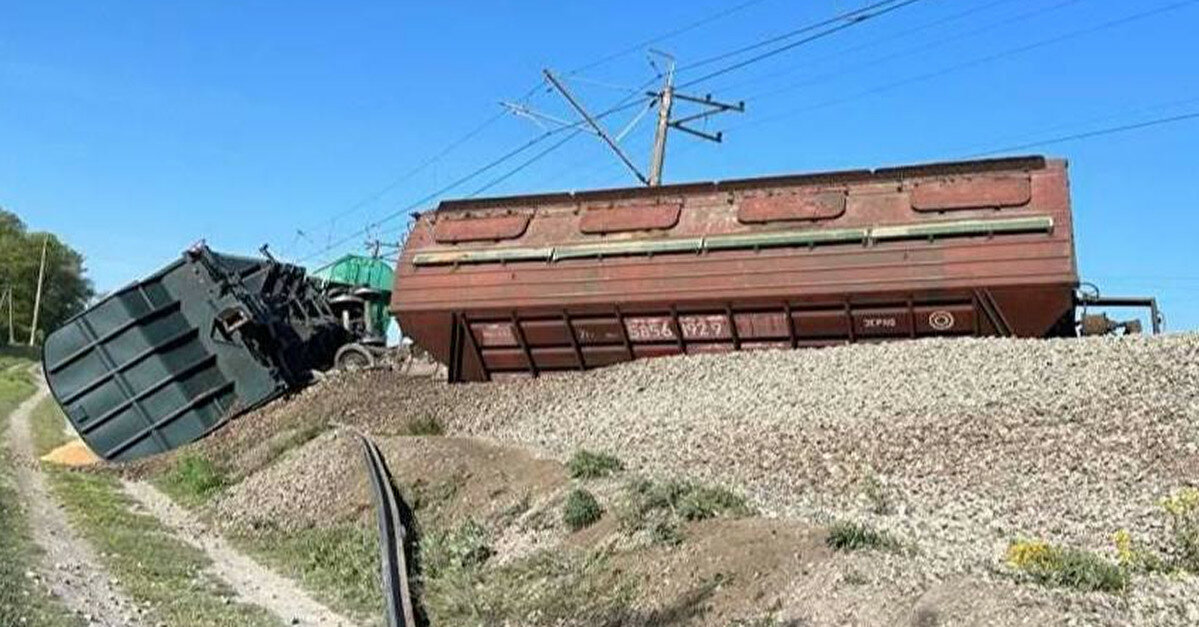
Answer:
567 450 624 479
402 416 444 436
626 479 751 522
861 473 893 515
826 521 901 552
422 519 493 579
563 488 603 531
1005 539 1128 593
616 478 751 545
1161 487 1199 571
676 484 752 521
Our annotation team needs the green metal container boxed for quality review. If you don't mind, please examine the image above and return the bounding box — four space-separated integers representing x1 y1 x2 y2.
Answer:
42 246 350 461
310 255 395 334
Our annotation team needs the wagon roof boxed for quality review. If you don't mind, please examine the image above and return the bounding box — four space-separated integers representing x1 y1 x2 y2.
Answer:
435 155 1053 213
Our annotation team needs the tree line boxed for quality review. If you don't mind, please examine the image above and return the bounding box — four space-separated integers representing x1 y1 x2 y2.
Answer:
0 209 94 345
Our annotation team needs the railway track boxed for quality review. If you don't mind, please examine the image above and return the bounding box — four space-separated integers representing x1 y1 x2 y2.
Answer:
358 434 418 627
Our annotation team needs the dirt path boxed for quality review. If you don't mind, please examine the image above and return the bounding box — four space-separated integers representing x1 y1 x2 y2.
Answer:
5 371 143 627
122 480 359 627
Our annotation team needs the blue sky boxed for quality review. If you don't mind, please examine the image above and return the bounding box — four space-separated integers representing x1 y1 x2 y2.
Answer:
3 0 1198 329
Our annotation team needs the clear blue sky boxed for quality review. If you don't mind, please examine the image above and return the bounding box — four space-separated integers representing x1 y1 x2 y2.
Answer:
3 1 1198 329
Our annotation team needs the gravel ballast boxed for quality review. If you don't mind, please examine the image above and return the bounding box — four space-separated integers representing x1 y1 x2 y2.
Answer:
226 333 1199 624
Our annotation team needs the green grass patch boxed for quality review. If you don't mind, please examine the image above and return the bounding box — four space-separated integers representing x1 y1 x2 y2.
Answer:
400 416 444 436
232 525 382 624
1161 488 1199 572
826 521 902 553
563 488 603 531
567 449 624 479
627 478 752 522
154 453 232 507
1005 539 1128 593
617 478 752 545
45 467 280 626
0 364 33 418
420 518 635 625
0 346 38 372
29 397 73 457
1 368 80 627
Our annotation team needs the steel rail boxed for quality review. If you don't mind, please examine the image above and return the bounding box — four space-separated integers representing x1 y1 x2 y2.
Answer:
358 434 418 627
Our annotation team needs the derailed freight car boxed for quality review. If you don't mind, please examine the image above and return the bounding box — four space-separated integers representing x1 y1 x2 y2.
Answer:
41 246 369 461
392 155 1158 382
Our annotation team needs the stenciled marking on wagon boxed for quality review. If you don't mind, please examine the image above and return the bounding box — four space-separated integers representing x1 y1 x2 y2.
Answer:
928 310 956 331
679 315 729 340
475 323 516 346
862 317 899 329
625 317 677 342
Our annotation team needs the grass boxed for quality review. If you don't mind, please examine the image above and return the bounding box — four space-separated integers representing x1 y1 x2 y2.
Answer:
46 466 282 627
1005 539 1128 593
0 362 80 627
400 416 444 436
154 453 232 507
567 449 624 479
826 521 902 553
616 478 752 546
563 488 603 531
0 345 39 372
31 397 281 627
29 396 72 456
232 525 383 624
861 472 893 516
0 363 33 417
625 478 752 522
420 519 636 626
1161 487 1199 572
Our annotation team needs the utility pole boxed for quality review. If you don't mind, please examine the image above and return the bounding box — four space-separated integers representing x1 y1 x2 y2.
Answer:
0 287 10 345
28 235 48 346
644 65 745 184
647 52 676 186
508 54 745 188
6 287 13 345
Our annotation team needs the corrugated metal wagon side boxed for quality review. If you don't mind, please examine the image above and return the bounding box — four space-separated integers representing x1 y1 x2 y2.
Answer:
392 156 1084 383
42 246 348 461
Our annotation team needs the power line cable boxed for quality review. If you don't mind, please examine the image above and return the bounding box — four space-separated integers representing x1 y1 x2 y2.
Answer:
677 0 926 89
297 93 656 262
709 0 1024 95
968 111 1199 157
955 94 1199 156
296 130 561 263
722 0 1199 134
530 1 935 191
739 0 1084 102
557 0 1028 187
295 1 775 261
567 0 775 76
677 0 915 74
468 130 587 197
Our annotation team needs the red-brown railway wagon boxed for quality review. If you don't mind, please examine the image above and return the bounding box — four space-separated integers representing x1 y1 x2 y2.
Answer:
391 155 1131 382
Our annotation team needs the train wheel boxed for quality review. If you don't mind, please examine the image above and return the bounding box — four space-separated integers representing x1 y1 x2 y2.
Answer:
335 343 375 371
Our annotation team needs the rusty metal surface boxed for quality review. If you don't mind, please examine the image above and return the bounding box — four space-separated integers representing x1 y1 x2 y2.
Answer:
910 176 1032 211
579 203 681 234
737 190 846 223
393 155 1078 381
432 213 530 243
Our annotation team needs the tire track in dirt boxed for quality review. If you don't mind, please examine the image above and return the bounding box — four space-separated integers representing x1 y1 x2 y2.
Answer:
122 480 360 627
5 370 143 627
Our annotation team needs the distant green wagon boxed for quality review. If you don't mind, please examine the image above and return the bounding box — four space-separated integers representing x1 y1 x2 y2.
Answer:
309 254 394 343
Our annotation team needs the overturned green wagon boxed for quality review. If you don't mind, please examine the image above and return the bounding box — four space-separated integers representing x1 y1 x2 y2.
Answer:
41 245 356 461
